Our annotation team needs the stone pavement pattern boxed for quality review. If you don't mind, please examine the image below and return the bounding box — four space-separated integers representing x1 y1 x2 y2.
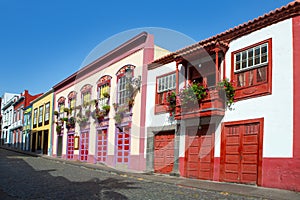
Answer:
0 149 263 200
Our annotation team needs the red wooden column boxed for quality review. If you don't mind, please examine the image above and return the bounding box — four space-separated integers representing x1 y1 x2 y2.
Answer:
214 48 220 85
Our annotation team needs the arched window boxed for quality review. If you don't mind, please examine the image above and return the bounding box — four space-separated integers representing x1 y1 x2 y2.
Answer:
57 96 66 119
116 64 135 105
68 91 77 116
80 84 92 107
97 75 112 108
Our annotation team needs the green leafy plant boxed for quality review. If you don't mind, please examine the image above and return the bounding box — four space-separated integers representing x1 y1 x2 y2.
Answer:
218 78 235 108
114 105 128 124
102 91 110 98
56 125 62 134
102 104 111 114
63 108 69 114
166 91 176 110
179 83 208 107
66 117 76 129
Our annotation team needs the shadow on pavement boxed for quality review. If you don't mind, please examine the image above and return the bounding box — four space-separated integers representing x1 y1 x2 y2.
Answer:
0 149 138 199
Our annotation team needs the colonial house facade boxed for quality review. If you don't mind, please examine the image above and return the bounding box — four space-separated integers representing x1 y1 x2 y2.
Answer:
30 90 53 155
146 1 300 192
1 93 20 145
52 32 169 171
10 90 41 150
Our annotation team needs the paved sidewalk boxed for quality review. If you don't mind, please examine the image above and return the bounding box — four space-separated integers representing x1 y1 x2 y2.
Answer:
1 146 300 200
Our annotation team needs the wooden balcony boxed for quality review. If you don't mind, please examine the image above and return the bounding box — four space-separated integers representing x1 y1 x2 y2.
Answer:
174 87 225 120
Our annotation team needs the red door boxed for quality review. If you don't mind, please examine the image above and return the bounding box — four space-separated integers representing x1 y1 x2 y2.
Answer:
80 132 89 161
116 127 130 164
154 131 175 174
67 134 74 159
96 129 107 162
185 126 214 180
221 121 261 184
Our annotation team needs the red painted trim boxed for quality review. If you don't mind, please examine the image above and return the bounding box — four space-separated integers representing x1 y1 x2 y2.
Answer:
220 118 264 186
293 16 300 158
139 34 154 155
231 38 272 100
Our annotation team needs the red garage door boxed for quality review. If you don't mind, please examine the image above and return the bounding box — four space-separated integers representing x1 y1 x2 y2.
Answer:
221 119 263 185
154 131 175 174
185 125 214 180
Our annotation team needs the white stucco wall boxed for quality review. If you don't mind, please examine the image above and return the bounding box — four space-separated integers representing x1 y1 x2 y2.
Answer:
215 18 294 158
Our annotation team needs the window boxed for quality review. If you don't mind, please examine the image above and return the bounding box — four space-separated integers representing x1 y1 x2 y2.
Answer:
118 75 129 105
44 102 50 125
231 38 272 100
57 96 66 119
19 108 23 122
82 92 91 106
97 75 111 108
33 109 38 128
156 72 176 105
116 65 135 106
68 91 77 116
38 105 43 126
58 102 65 119
81 84 92 107
69 98 76 116
155 72 176 113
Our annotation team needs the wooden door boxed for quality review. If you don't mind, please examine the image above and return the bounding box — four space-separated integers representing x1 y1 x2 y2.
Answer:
67 134 74 159
97 129 107 162
185 126 214 180
221 121 261 184
116 127 130 164
80 132 89 161
154 131 175 174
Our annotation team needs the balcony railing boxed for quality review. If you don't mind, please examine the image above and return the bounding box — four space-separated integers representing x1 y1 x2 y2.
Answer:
175 87 226 120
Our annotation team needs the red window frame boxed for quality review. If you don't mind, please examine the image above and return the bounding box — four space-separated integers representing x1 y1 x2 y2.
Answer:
155 71 176 114
231 38 272 100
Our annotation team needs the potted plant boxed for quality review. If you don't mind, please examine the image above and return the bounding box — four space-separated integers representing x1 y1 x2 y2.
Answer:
113 103 118 111
102 91 110 98
102 104 110 115
63 108 69 115
54 111 59 116
179 83 208 108
85 109 91 117
114 113 123 124
56 125 62 134
218 78 235 109
66 117 75 129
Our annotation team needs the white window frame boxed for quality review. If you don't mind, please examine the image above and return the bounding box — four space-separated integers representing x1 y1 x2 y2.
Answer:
234 43 268 73
118 76 128 105
98 83 110 108
45 103 50 122
38 106 43 124
157 73 176 93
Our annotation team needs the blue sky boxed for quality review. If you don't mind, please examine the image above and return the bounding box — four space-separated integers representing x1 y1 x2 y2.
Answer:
0 0 292 96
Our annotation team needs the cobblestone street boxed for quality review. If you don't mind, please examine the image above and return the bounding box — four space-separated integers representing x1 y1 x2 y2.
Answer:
0 149 265 200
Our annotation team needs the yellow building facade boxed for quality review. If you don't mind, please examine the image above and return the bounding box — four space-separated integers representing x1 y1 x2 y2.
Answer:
30 89 54 155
